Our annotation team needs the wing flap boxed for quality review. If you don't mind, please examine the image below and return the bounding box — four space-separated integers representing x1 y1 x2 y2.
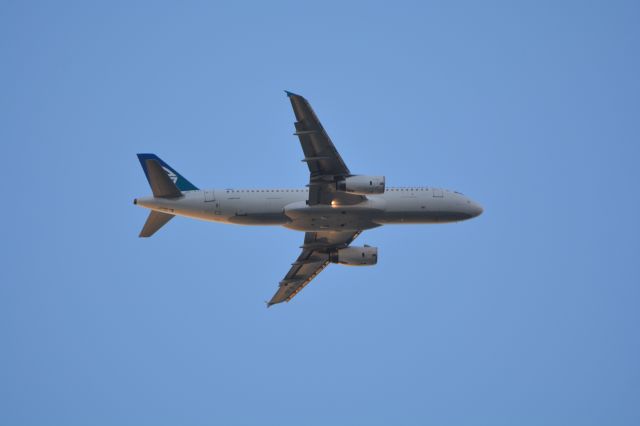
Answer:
286 91 351 179
267 231 361 307
286 92 365 206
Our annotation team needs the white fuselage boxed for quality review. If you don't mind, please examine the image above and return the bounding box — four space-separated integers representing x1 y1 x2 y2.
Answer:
135 186 483 232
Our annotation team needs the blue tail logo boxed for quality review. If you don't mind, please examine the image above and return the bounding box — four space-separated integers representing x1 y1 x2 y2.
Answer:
137 153 199 191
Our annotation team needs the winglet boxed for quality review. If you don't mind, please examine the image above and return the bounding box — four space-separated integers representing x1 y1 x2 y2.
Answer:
284 90 301 97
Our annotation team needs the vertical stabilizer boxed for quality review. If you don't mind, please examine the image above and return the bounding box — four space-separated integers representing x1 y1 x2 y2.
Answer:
145 159 182 198
137 153 198 191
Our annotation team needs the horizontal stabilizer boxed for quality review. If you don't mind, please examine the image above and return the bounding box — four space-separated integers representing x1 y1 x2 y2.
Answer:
139 211 174 238
146 159 182 198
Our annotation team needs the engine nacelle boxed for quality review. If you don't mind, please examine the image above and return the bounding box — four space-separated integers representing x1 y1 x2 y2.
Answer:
336 175 385 195
330 246 378 266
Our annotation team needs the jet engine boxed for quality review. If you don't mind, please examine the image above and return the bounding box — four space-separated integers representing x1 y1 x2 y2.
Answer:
336 175 385 195
330 246 378 266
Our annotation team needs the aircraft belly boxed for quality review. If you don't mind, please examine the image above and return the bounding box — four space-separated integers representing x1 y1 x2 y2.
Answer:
377 194 475 223
376 211 444 224
218 195 293 226
283 201 383 231
283 219 381 232
228 213 289 225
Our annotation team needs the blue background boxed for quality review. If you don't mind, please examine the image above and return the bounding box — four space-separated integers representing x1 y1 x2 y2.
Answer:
2 1 639 424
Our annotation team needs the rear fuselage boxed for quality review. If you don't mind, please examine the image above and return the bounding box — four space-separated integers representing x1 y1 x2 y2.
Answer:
135 187 483 232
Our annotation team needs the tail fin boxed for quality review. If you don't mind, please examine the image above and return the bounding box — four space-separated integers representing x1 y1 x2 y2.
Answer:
137 154 198 191
139 211 174 238
144 159 182 198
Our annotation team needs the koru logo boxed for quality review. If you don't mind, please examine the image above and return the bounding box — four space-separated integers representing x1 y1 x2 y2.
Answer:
162 166 178 184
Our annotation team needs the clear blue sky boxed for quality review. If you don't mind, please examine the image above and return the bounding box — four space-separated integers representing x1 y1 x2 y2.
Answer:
2 1 639 425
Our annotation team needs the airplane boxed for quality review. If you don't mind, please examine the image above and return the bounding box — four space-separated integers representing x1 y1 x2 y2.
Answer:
133 91 483 306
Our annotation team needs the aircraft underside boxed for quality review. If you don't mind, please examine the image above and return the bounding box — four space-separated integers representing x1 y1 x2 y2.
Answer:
133 91 483 306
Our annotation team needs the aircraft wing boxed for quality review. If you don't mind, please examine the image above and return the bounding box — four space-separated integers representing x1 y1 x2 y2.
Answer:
267 230 361 306
286 91 365 205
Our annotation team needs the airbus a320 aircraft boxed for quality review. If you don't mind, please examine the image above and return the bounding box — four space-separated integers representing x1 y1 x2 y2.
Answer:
133 92 483 306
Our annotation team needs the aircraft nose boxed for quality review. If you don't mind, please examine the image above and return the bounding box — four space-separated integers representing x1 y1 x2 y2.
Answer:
469 200 483 217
